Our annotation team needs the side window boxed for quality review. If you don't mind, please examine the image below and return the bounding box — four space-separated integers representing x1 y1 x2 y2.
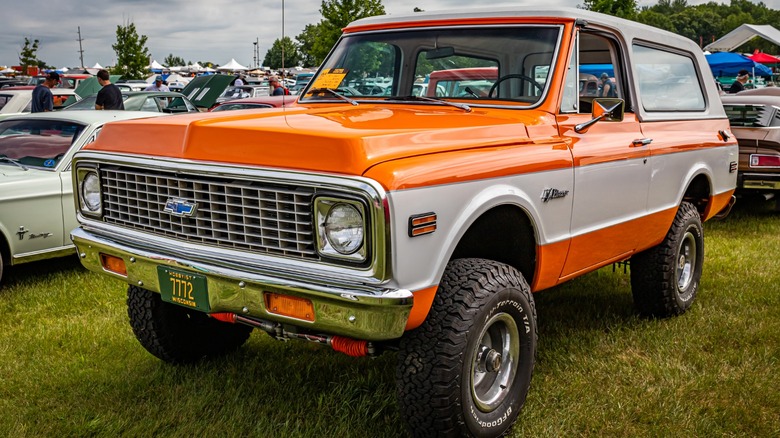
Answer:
573 32 625 114
141 97 160 112
633 44 705 112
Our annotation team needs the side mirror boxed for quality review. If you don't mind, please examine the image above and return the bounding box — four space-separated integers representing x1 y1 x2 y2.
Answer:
575 98 625 133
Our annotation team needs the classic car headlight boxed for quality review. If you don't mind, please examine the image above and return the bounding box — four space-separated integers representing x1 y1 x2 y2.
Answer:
81 171 102 213
315 198 367 262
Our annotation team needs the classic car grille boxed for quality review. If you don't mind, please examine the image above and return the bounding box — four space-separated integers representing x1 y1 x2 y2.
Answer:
100 166 318 259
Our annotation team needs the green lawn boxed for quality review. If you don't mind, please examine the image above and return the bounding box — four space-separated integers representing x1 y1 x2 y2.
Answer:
1 198 778 437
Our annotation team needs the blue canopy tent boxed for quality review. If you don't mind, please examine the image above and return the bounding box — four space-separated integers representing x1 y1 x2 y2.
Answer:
580 64 614 78
705 52 773 77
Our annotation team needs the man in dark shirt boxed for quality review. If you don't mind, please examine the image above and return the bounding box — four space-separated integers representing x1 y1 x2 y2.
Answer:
728 70 750 94
31 72 59 112
95 69 124 110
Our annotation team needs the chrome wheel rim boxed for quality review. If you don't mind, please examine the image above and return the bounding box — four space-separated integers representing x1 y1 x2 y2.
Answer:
471 312 520 412
676 229 697 291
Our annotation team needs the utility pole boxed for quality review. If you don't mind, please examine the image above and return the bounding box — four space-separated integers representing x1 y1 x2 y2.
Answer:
77 26 85 68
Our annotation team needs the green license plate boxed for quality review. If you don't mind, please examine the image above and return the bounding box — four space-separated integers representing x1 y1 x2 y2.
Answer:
158 266 210 312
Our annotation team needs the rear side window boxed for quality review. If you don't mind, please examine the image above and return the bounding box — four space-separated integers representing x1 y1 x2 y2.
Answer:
634 44 705 112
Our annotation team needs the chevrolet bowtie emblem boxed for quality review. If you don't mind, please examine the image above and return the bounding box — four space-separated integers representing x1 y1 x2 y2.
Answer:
164 198 198 217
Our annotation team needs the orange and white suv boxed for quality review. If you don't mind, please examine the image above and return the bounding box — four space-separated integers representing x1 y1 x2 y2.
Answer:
71 7 737 437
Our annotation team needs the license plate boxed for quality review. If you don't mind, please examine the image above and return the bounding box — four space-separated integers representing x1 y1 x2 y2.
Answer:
158 266 210 312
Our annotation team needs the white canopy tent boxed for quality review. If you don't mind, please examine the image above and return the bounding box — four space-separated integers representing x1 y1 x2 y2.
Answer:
0 67 15 74
704 24 780 52
92 62 103 69
148 59 166 70
217 58 248 71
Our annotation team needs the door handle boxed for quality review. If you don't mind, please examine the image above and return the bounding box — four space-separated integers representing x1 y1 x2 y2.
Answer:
631 138 653 147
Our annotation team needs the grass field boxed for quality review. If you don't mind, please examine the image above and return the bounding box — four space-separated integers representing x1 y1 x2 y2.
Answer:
1 198 778 437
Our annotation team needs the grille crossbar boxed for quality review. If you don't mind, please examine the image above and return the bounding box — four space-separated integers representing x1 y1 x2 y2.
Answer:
100 166 318 259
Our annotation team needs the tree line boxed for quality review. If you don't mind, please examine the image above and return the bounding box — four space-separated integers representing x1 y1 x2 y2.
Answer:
17 0 780 79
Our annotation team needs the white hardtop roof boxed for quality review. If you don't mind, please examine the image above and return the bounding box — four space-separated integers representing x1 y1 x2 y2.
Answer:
704 24 780 52
347 6 693 47
0 110 166 125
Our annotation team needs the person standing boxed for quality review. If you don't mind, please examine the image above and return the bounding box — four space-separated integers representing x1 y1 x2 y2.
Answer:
31 72 59 112
598 72 616 97
269 75 285 96
728 70 750 93
95 69 124 110
145 76 170 92
234 74 244 86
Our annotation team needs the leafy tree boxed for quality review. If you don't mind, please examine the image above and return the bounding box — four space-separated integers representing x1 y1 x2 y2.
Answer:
310 0 386 64
582 0 638 20
164 54 186 67
111 21 151 80
296 24 321 67
263 37 301 69
19 37 41 73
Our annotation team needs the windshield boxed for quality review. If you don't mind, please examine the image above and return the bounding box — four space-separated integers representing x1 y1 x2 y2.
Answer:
301 26 561 106
0 119 85 169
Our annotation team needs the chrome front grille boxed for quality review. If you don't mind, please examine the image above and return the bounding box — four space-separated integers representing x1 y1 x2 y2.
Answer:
100 166 318 259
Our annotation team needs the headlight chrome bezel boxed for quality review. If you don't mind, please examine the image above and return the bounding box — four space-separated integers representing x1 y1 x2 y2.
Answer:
78 167 103 217
315 196 368 263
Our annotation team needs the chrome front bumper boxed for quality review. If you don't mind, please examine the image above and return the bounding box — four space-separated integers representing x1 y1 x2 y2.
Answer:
71 227 413 341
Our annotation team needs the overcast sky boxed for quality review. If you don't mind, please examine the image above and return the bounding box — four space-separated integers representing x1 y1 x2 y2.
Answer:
2 0 777 70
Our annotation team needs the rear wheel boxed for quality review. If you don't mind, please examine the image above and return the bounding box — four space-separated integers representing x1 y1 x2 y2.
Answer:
631 201 704 317
127 285 252 363
397 258 537 437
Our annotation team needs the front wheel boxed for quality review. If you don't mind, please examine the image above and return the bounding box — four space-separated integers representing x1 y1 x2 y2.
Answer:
127 285 252 363
631 201 704 317
397 258 537 437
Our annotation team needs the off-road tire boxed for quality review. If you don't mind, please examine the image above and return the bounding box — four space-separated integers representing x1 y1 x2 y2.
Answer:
127 285 252 363
0 250 4 285
397 258 537 438
630 201 704 317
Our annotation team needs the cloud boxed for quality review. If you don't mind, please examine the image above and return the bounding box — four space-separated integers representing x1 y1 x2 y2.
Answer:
1 0 719 69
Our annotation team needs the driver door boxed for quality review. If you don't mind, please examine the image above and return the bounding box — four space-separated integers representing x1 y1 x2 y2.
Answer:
556 30 651 279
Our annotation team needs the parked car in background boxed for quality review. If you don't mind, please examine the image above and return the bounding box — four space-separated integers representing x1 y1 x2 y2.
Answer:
0 89 80 120
0 111 165 284
27 74 91 89
215 85 271 104
208 95 296 111
721 87 780 209
115 80 149 92
0 77 28 88
64 91 198 113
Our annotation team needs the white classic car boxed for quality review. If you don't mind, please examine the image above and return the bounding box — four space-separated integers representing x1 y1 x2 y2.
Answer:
0 88 80 121
0 111 165 284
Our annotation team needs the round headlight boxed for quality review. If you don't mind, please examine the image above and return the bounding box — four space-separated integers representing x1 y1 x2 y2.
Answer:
324 203 364 255
82 172 101 212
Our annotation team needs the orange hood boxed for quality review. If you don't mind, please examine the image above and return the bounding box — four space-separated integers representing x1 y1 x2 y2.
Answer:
86 104 555 175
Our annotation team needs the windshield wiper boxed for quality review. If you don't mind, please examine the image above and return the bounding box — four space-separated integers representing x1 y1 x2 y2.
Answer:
386 95 471 112
306 88 358 106
0 156 29 171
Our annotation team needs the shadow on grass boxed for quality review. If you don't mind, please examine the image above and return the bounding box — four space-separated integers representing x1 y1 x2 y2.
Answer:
1 254 84 290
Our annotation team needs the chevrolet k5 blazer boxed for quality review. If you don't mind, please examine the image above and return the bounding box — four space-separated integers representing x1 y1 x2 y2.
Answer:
71 7 737 437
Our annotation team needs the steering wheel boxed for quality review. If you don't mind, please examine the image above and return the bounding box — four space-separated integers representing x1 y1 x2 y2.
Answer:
488 74 543 98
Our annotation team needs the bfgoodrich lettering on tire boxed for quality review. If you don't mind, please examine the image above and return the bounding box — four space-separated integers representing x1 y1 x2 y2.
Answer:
127 285 252 363
397 258 537 437
630 201 704 317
